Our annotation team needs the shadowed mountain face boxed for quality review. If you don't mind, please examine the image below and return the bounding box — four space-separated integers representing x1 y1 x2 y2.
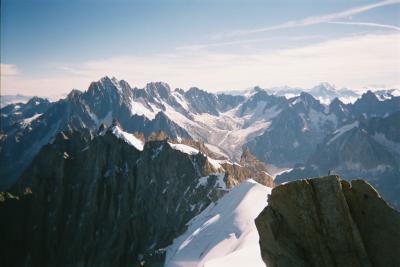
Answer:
255 176 400 267
0 125 272 267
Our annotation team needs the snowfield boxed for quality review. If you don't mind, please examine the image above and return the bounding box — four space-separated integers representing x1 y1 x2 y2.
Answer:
165 180 272 267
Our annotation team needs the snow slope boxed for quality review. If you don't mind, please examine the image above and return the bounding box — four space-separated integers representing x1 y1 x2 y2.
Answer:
165 180 272 267
21 113 43 126
168 142 199 155
111 126 144 151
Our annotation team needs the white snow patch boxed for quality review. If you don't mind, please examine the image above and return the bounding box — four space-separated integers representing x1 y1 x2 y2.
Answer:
196 176 210 188
283 93 298 99
315 97 331 105
272 168 294 180
112 126 144 151
207 157 222 170
292 97 302 105
196 173 226 190
21 113 42 126
172 91 190 110
215 173 227 190
339 96 358 104
168 143 199 155
130 97 160 120
165 180 272 267
327 121 359 145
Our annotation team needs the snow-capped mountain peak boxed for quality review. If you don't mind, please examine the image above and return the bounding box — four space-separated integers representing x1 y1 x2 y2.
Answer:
145 81 172 100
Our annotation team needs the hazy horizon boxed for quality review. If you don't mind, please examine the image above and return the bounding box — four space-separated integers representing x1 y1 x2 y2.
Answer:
1 76 396 100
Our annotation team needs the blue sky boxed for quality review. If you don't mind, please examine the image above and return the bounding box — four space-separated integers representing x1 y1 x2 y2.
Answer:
1 0 400 96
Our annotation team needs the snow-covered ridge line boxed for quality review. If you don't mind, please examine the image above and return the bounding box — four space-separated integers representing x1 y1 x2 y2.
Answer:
165 180 272 267
108 128 233 170
167 142 232 171
111 126 144 151
168 142 199 155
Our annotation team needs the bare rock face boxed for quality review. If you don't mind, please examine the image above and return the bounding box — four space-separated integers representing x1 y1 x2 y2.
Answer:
255 175 400 267
221 149 274 188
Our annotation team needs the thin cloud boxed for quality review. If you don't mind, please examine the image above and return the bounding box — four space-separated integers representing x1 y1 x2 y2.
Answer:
176 35 325 51
214 0 400 39
327 21 400 31
3 33 399 96
0 64 20 76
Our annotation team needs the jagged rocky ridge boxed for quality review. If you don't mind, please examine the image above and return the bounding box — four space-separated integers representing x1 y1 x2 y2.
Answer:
1 77 399 198
0 124 273 267
255 175 400 267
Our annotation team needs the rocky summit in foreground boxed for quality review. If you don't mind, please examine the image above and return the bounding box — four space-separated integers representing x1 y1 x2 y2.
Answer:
255 175 400 267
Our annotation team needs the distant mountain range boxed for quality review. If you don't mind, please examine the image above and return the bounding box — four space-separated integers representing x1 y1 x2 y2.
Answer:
0 94 33 108
221 83 400 104
1 77 399 207
0 94 66 108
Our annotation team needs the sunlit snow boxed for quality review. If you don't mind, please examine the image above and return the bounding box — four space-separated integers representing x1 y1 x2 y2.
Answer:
112 126 144 151
165 180 272 267
168 143 199 155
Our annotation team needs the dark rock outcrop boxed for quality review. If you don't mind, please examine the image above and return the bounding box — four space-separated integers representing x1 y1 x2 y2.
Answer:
221 149 274 188
255 175 400 267
0 126 271 267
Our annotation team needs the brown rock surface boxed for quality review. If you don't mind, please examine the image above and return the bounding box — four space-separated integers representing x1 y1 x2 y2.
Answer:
222 149 274 188
255 175 400 267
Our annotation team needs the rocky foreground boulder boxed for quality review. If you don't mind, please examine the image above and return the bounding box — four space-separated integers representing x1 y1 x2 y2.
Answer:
255 175 400 267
